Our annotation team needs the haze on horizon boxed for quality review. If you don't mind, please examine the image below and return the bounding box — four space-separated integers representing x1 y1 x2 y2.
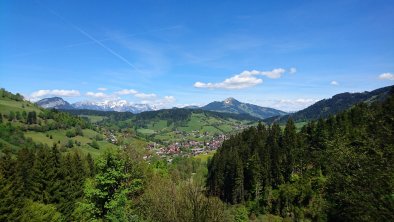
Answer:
1 0 393 111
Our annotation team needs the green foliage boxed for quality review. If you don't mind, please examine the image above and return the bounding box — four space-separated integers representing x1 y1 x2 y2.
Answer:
21 200 63 222
74 149 144 221
0 146 91 221
139 176 228 222
27 111 37 124
0 122 38 149
66 130 76 138
90 140 100 149
8 111 15 121
233 205 249 222
208 93 394 221
0 88 24 101
67 139 74 148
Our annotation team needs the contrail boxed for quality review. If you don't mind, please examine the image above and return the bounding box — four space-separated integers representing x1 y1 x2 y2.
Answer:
10 25 181 58
36 1 140 72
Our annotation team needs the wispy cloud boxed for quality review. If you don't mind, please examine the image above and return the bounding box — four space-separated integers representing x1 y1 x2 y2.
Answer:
97 87 107 91
37 2 139 72
194 68 291 90
135 93 157 100
108 32 170 77
29 89 80 101
115 89 138 95
378 72 394 80
271 98 319 111
140 95 176 108
330 80 339 85
83 88 175 108
86 92 116 99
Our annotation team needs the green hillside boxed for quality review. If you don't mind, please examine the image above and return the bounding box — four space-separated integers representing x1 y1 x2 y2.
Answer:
66 108 258 144
0 89 117 156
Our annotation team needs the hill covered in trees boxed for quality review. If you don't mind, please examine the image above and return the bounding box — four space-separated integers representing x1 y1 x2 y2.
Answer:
201 97 287 119
207 90 394 221
264 85 393 124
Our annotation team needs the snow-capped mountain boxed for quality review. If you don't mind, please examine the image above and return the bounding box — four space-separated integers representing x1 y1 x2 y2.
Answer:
36 97 157 113
73 100 157 113
35 97 74 110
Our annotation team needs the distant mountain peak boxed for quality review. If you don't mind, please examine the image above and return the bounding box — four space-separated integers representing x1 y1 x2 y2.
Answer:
36 97 73 109
224 97 238 104
202 98 286 119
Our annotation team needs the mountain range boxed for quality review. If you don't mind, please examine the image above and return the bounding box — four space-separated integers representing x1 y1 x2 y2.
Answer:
36 85 393 121
264 85 394 124
36 97 157 113
36 97 287 118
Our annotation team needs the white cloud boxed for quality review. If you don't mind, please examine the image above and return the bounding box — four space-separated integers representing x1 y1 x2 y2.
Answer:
194 68 291 89
163 96 176 103
86 92 113 99
194 75 262 89
135 93 157 100
378 72 394 81
30 89 80 100
115 89 138 95
137 95 176 109
97 87 107 91
289 67 297 74
331 80 339 85
271 98 319 111
260 68 286 78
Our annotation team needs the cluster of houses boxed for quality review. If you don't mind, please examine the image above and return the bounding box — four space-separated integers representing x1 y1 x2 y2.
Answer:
103 130 118 144
146 134 227 158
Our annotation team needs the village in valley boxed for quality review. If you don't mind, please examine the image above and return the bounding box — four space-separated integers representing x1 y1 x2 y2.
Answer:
145 133 226 160
99 114 253 162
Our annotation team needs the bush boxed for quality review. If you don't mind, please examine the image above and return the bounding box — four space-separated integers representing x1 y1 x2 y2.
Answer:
66 130 76 138
90 140 99 149
66 140 74 148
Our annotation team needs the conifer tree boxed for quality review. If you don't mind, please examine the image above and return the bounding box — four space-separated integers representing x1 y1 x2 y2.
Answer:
27 111 37 124
8 111 15 121
267 124 282 188
282 119 297 182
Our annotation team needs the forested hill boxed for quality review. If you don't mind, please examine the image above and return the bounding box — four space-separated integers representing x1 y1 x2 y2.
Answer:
64 107 259 122
135 108 259 122
264 85 393 124
207 92 394 221
64 107 259 126
201 97 287 119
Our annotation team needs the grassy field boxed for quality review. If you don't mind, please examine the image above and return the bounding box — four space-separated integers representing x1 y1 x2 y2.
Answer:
0 99 41 115
122 136 148 150
295 121 308 129
24 129 117 156
132 112 255 143
194 151 216 163
79 115 107 123
137 128 156 135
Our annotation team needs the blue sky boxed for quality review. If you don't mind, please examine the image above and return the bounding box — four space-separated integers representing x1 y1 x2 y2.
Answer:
1 0 393 111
